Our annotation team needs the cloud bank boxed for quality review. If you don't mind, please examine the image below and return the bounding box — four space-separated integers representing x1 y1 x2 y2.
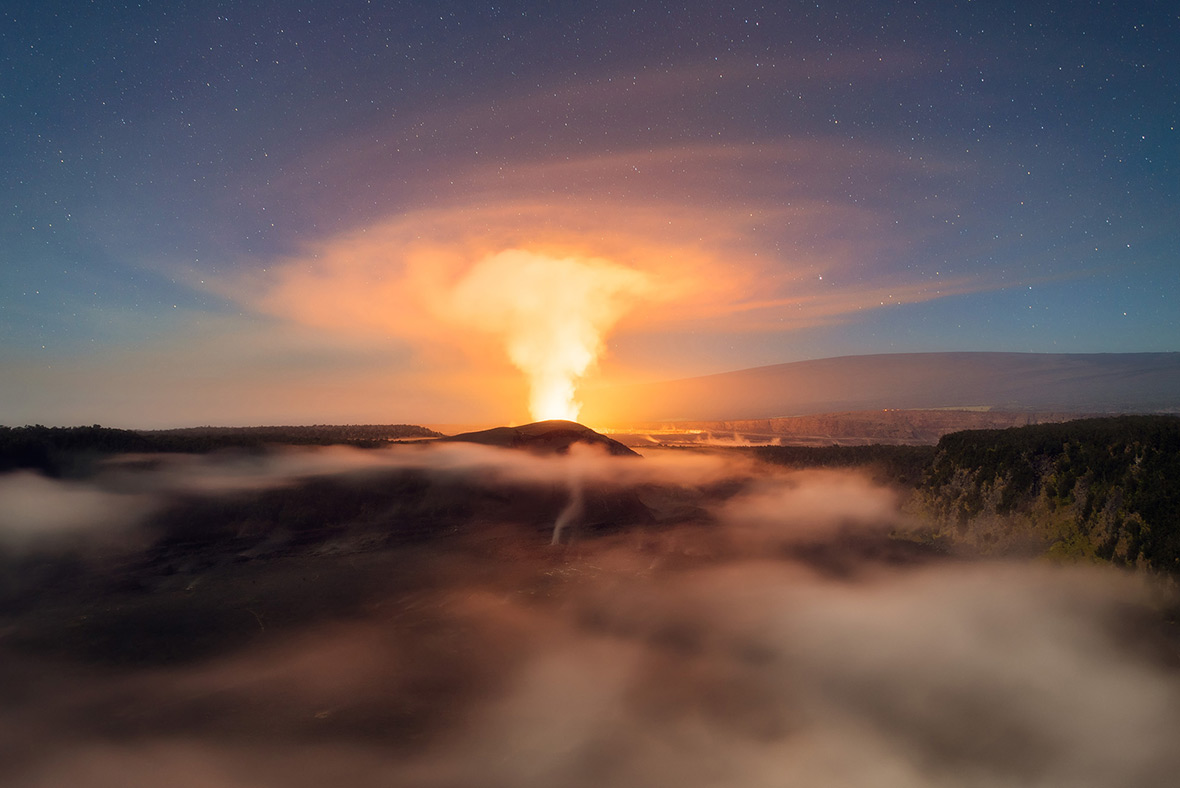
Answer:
1 442 1177 786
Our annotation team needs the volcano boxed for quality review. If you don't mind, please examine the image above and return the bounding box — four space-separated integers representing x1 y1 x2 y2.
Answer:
441 419 638 456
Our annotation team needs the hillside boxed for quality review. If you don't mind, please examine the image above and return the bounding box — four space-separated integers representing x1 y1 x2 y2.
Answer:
442 419 637 456
914 415 1180 574
581 352 1180 424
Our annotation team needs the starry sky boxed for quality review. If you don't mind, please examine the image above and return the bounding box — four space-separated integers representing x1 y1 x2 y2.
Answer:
2 0 1177 427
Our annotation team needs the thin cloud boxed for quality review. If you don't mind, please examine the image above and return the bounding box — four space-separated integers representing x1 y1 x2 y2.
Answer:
2 442 1178 786
0 471 156 554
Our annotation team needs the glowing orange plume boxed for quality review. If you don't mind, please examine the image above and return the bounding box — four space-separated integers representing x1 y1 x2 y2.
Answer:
446 249 649 422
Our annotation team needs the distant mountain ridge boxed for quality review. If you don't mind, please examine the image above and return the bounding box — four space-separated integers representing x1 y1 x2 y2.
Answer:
581 352 1180 424
609 410 1113 447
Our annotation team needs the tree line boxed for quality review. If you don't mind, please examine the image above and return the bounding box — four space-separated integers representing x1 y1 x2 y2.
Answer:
0 424 441 476
915 415 1180 575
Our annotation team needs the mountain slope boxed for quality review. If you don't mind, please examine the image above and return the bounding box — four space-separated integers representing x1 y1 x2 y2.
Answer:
581 352 1180 423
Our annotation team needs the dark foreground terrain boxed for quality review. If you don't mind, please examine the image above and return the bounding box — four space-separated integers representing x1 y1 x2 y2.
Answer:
0 419 1178 786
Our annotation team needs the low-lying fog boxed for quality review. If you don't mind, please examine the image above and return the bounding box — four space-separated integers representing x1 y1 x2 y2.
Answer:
1 443 1177 787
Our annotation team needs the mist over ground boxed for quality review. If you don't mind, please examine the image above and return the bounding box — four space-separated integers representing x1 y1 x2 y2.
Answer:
1 441 1177 787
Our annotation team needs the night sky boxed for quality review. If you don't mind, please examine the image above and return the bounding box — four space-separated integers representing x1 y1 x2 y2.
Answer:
3 1 1177 426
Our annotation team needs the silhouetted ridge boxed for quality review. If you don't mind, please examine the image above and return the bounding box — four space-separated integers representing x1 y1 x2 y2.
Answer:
442 420 638 456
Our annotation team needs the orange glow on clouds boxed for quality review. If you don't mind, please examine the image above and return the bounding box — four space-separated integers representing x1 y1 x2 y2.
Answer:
243 194 743 423
226 142 993 424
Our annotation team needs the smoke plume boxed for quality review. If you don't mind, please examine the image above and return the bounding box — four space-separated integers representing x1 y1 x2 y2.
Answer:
444 249 650 421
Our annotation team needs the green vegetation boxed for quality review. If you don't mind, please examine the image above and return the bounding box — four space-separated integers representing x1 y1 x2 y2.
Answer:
916 416 1180 574
726 420 1180 577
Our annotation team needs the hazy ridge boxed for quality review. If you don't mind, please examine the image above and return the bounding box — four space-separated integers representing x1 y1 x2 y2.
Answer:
583 352 1180 424
612 409 1111 447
